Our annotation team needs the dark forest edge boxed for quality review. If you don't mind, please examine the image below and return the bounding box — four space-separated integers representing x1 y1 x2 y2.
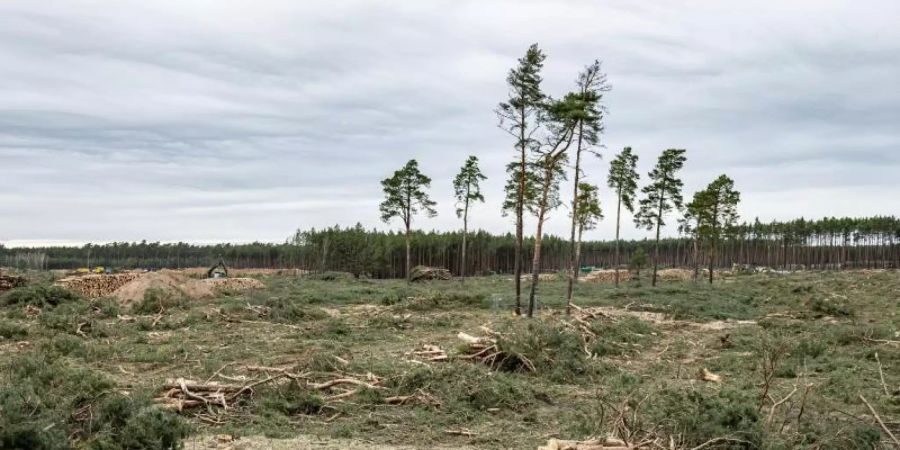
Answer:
3 215 899 278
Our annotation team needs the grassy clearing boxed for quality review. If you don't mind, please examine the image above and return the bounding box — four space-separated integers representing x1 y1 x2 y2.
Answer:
0 270 898 449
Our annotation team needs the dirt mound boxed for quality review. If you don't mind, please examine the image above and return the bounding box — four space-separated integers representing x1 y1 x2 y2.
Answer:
111 271 264 304
112 270 213 304
182 267 308 277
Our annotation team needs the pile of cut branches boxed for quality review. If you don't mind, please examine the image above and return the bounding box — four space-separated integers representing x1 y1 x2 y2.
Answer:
405 344 448 363
156 365 399 414
409 265 452 282
457 329 536 373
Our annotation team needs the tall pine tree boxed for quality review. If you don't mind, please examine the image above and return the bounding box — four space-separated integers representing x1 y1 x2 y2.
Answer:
692 175 740 283
496 44 546 315
564 61 609 314
634 149 687 286
607 147 639 286
379 159 437 281
453 156 486 281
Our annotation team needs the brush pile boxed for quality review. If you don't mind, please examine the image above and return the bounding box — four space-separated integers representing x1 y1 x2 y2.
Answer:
157 366 397 413
155 378 246 412
405 344 448 363
0 274 27 292
409 265 452 282
581 269 633 284
457 329 536 372
54 272 143 298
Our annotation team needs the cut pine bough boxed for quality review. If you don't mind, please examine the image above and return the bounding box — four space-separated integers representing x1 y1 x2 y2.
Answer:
155 367 441 413
457 330 536 373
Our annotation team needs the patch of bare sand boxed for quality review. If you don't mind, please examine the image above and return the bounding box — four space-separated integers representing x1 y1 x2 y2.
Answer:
185 435 475 450
112 270 213 303
112 270 263 304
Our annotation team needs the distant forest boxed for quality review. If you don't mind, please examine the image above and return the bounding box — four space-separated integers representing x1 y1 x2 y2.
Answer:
2 216 898 278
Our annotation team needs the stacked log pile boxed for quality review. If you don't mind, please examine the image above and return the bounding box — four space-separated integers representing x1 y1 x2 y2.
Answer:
0 275 27 292
581 269 634 284
55 272 143 298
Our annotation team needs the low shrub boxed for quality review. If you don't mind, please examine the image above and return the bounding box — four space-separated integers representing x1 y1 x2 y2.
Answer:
390 363 544 411
0 320 27 340
132 288 187 315
1 284 81 308
0 354 189 450
810 297 854 317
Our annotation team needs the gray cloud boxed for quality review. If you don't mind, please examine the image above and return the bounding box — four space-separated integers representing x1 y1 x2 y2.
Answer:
2 0 899 246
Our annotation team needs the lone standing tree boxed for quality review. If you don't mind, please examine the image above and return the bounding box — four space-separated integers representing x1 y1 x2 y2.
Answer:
497 43 546 315
379 159 437 281
566 182 603 313
453 155 486 281
634 149 687 286
693 175 741 283
564 61 609 314
525 94 580 317
607 147 639 287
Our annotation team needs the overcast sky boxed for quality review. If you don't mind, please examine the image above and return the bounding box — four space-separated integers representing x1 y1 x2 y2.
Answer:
2 1 899 247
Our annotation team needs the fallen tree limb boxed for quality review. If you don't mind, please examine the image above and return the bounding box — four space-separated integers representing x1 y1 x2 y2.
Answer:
859 394 900 447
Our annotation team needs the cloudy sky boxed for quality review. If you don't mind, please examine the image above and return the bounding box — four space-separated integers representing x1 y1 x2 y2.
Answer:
2 0 899 247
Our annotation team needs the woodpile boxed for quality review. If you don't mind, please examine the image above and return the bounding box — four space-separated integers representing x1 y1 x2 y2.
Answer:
55 272 143 298
0 275 27 292
581 269 633 284
657 268 694 282
409 265 452 282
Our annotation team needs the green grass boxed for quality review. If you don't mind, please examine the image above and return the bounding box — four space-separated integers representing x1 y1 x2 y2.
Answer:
0 270 898 449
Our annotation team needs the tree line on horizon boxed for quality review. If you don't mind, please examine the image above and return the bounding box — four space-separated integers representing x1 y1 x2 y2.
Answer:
4 215 900 276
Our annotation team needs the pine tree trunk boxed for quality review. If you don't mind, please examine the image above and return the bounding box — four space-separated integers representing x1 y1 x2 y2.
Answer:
614 187 622 287
652 194 664 287
528 160 556 318
565 127 584 316
461 197 469 282
693 236 700 282
513 104 527 315
528 215 545 318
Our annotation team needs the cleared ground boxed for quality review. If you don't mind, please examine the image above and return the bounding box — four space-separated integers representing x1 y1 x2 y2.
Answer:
1 270 899 449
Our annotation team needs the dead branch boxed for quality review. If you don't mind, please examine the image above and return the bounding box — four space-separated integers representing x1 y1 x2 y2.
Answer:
444 428 476 437
309 378 384 391
699 368 722 383
766 386 798 426
689 437 755 450
859 394 900 447
875 353 889 396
